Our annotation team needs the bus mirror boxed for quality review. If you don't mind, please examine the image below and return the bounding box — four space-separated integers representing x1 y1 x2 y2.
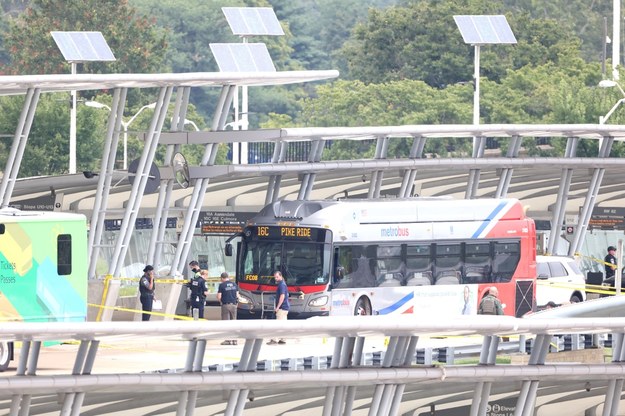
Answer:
335 266 345 280
225 243 233 257
172 152 190 189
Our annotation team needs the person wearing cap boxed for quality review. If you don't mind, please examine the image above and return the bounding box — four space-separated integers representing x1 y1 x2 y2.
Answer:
605 246 617 281
217 272 239 345
188 260 201 277
139 265 156 321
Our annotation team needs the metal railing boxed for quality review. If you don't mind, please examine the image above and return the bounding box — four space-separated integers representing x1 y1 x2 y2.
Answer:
5 314 625 416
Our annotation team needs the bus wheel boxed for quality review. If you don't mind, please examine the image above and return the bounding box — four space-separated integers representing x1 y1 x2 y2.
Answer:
354 297 371 316
0 342 10 372
570 294 582 303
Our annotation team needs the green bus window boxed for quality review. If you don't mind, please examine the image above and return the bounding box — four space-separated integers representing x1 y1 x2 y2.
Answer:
57 234 72 275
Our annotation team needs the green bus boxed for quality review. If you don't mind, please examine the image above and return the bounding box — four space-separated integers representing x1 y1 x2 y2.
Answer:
0 208 88 370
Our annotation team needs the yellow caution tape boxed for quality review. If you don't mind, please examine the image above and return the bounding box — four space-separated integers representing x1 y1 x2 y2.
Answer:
536 280 625 296
576 253 618 269
88 303 200 321
95 274 190 322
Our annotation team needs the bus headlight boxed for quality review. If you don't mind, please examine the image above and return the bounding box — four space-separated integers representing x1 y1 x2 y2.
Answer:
238 295 252 305
308 296 328 307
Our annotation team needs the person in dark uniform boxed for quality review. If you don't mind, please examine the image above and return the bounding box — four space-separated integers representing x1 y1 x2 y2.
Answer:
188 269 209 319
217 272 239 345
187 260 201 315
267 271 290 345
139 265 155 321
605 246 617 281
603 246 625 294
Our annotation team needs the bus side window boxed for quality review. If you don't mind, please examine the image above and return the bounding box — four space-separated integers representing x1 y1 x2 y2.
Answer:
492 242 520 282
434 244 461 285
57 234 72 275
405 244 433 286
463 243 491 284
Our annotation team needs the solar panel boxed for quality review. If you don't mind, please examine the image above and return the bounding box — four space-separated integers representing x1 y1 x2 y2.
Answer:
51 31 116 62
222 7 284 36
210 43 276 72
453 15 517 45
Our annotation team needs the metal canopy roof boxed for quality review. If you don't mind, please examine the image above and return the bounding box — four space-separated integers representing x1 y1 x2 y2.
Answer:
0 70 339 96
157 124 625 145
11 158 625 219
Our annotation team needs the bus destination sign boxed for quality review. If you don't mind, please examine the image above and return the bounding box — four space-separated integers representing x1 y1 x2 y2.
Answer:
200 211 255 235
254 225 318 240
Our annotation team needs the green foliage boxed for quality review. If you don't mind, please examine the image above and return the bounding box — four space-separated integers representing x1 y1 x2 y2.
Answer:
131 0 241 73
341 0 500 86
85 94 230 168
502 0 612 65
0 0 168 75
299 79 471 126
297 80 474 158
131 0 301 125
269 0 394 71
0 94 106 176
340 0 587 88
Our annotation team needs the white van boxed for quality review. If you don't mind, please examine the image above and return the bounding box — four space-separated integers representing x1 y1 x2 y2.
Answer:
536 255 586 306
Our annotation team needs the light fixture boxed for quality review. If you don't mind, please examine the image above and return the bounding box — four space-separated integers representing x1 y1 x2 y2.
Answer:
85 100 156 170
598 79 625 124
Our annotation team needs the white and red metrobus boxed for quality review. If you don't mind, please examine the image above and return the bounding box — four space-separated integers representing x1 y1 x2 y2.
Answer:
225 197 536 318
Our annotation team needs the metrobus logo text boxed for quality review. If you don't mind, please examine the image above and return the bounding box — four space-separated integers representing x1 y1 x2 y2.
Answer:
380 226 409 237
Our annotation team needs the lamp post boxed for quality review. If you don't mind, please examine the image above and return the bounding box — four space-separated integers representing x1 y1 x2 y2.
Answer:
173 118 199 132
598 79 625 124
85 101 156 170
184 119 200 132
50 31 116 174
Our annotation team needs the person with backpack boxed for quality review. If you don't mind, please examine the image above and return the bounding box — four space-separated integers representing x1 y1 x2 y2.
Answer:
478 286 504 315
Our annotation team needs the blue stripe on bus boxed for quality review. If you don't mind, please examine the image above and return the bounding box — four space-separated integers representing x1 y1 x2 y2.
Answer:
471 201 508 239
378 291 414 315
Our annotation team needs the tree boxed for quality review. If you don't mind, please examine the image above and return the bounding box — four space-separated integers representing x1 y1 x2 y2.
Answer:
340 0 585 88
0 94 106 176
131 0 303 126
0 0 170 175
341 0 500 87
270 0 396 71
0 0 167 75
297 80 474 159
502 0 612 65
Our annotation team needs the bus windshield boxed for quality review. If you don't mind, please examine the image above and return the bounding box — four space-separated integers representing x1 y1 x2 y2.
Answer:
239 240 331 286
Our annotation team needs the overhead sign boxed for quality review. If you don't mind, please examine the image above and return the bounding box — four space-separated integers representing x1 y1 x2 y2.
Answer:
587 207 625 230
11 193 63 211
200 211 256 235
